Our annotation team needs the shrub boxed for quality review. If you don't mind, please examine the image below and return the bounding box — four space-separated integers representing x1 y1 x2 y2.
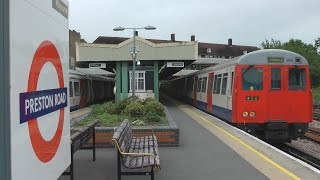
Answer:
143 97 156 105
144 101 165 117
104 102 117 114
124 102 145 118
115 98 131 114
144 112 162 123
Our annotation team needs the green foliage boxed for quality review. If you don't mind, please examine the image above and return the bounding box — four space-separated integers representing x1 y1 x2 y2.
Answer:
261 38 320 88
115 98 131 114
143 97 156 105
104 102 117 114
313 86 320 103
144 101 165 117
261 39 282 49
144 112 162 123
124 102 145 118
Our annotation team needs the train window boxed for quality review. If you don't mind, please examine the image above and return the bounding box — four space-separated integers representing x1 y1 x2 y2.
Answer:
242 67 263 90
231 72 234 94
216 74 222 94
271 68 281 90
69 81 73 97
213 75 217 94
221 73 228 95
288 68 306 90
197 78 202 92
202 77 207 93
74 82 80 96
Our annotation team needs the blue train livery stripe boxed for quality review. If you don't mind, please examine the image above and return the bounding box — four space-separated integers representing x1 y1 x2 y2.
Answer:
186 97 232 122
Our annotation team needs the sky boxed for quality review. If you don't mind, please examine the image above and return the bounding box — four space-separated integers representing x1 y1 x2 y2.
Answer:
69 0 320 47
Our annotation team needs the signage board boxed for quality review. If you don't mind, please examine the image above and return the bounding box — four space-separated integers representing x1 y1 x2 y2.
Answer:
167 62 184 67
9 0 70 179
89 63 107 69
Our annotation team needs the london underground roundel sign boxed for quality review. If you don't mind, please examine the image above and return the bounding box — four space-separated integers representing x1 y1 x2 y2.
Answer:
19 41 67 163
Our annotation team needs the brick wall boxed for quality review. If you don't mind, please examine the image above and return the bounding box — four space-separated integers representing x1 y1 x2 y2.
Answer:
84 107 179 147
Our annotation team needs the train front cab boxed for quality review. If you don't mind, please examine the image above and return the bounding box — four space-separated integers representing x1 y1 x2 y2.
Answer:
233 62 312 141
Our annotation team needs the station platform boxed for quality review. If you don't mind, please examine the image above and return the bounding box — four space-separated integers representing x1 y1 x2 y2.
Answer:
59 95 320 180
70 107 92 126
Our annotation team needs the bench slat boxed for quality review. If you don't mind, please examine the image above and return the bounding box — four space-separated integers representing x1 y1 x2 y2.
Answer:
129 138 140 169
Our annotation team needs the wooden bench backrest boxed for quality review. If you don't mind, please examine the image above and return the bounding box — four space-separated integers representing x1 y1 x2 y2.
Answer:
111 119 133 153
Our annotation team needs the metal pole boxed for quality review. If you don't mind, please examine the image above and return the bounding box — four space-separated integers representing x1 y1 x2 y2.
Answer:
132 29 136 101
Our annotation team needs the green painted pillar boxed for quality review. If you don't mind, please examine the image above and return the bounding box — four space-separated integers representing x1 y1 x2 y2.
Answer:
121 61 128 99
154 61 159 101
116 62 122 102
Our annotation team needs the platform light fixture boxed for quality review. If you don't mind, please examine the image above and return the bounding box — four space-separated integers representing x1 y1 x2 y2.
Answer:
113 25 156 101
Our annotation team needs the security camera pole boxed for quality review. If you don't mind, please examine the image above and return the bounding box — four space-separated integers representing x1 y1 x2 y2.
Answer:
113 25 156 101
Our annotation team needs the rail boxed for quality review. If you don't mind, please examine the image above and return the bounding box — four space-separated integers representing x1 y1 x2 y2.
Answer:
305 127 320 144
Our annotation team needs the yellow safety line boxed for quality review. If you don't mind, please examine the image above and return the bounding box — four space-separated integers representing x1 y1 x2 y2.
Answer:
184 107 301 180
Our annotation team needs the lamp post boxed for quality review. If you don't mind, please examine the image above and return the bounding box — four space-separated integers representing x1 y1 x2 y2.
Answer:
113 25 156 101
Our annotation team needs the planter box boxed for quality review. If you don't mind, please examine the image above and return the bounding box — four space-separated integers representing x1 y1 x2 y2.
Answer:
86 107 179 147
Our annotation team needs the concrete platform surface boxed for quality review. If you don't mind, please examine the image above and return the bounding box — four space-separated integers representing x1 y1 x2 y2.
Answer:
70 107 91 126
59 97 266 180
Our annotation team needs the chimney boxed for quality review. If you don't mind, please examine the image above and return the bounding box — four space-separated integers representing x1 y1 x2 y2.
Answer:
171 33 175 42
135 31 138 36
228 38 232 46
191 35 195 41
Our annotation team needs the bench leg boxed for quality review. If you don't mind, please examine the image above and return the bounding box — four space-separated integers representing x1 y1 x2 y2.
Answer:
93 127 96 161
70 144 74 180
117 151 121 180
151 167 154 180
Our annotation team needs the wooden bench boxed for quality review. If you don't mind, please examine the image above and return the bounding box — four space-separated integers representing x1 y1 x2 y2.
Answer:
111 120 161 180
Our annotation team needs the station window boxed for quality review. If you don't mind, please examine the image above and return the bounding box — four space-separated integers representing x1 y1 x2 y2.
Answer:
129 71 146 92
242 67 263 90
69 81 73 97
221 73 228 95
271 68 281 90
288 68 306 90
74 81 80 96
202 77 207 93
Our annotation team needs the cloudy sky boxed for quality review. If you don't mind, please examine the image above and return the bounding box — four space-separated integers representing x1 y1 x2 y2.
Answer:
69 0 320 47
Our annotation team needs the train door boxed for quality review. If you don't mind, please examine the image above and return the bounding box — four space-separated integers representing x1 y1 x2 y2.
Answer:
227 71 234 109
69 81 75 109
207 73 214 111
266 66 287 121
193 76 198 106
73 80 81 110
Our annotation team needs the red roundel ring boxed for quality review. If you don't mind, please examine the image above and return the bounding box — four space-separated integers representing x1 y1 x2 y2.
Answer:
27 40 65 163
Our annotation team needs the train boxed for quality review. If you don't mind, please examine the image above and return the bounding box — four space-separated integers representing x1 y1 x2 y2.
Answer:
69 69 115 111
162 49 313 142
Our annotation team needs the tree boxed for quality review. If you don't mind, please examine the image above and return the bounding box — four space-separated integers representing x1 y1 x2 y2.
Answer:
261 39 282 49
261 38 320 87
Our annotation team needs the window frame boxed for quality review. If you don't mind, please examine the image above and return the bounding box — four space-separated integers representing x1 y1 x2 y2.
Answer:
129 71 146 92
74 81 80 96
271 68 281 90
242 67 264 91
221 73 228 95
288 68 306 91
69 81 74 97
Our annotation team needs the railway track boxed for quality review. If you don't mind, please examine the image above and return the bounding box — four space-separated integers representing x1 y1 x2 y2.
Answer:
305 127 320 144
275 144 320 170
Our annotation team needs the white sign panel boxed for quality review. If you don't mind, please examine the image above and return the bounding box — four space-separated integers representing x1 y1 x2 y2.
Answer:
10 0 70 180
167 62 184 67
89 63 107 69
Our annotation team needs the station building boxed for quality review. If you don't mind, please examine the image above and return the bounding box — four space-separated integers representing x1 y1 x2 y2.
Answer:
74 33 258 102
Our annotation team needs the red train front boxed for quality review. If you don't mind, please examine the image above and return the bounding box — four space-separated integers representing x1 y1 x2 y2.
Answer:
162 49 313 142
233 50 313 142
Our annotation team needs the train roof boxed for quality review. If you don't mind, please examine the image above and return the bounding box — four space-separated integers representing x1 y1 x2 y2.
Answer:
237 49 308 65
170 49 309 81
70 69 115 82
